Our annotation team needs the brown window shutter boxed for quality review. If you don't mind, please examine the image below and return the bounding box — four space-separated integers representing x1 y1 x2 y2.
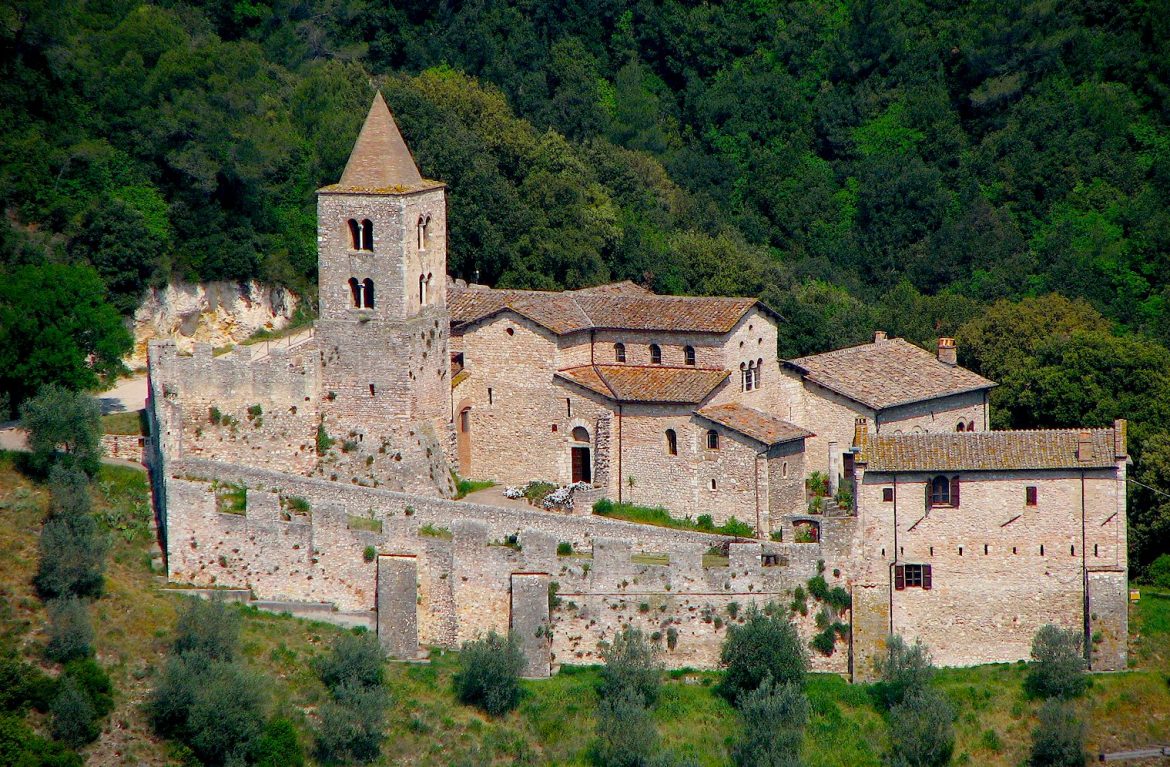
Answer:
925 480 932 510
894 565 906 591
922 565 932 590
950 476 960 507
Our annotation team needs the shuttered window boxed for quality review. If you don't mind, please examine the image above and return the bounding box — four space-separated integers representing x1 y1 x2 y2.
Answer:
894 564 932 591
928 476 960 508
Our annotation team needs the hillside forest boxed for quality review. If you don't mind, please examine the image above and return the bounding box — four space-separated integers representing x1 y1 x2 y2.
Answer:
1 0 1170 570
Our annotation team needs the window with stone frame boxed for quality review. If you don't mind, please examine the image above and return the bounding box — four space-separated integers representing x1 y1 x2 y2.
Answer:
665 429 677 456
650 344 662 364
1026 486 1038 506
894 563 932 590
348 277 362 308
882 487 894 502
706 429 720 450
362 278 375 309
684 346 696 366
614 342 626 362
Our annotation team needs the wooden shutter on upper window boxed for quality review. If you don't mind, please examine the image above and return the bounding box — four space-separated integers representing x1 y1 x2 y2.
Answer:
894 565 906 591
922 565 932 590
950 476 960 507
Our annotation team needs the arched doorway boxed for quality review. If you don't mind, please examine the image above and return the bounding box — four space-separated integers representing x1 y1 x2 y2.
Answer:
456 404 472 474
571 426 591 484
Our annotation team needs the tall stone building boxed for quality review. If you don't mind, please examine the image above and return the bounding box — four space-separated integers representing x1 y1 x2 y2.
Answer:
145 92 1130 679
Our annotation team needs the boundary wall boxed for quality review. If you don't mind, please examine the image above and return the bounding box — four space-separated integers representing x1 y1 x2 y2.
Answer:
162 458 854 674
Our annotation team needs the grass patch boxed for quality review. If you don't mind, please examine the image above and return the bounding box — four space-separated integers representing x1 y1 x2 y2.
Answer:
346 515 383 533
632 552 670 566
419 523 453 540
213 480 247 514
453 476 496 500
702 553 730 568
100 409 147 435
593 498 755 537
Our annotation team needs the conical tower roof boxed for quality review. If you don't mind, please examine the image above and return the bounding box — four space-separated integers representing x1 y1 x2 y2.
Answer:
322 92 438 194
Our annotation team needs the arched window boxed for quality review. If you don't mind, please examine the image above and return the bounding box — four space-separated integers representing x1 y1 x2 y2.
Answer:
665 429 677 456
419 274 427 306
360 219 373 251
684 346 696 366
347 219 361 250
348 278 362 308
756 358 763 387
743 361 756 391
417 215 431 250
649 344 662 364
968 420 975 432
956 422 966 432
362 278 375 309
572 426 590 442
614 342 626 363
930 475 952 506
706 429 719 450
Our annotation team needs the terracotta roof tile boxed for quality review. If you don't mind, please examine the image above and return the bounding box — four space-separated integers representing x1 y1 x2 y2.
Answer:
556 365 729 404
695 403 813 446
450 283 776 335
318 92 438 195
787 337 995 410
856 423 1128 472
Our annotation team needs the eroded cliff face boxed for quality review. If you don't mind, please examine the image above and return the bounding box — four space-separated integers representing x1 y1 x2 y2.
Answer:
128 281 299 367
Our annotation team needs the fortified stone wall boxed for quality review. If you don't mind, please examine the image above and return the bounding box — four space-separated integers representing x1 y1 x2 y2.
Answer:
161 458 854 673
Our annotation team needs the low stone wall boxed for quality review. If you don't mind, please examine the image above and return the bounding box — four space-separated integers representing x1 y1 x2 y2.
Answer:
101 434 146 463
162 458 855 674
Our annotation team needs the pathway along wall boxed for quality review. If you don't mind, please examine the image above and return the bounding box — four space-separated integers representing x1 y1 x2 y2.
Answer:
162 459 855 674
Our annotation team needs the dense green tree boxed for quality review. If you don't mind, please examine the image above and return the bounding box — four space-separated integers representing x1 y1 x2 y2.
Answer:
1025 625 1089 700
732 677 808 767
20 387 103 477
453 631 524 716
44 598 94 664
0 266 131 410
717 606 806 707
887 687 955 767
594 688 657 767
872 636 934 710
36 467 108 599
599 628 661 707
1030 699 1087 767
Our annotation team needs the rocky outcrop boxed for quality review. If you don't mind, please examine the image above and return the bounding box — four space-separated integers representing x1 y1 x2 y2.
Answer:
128 281 299 368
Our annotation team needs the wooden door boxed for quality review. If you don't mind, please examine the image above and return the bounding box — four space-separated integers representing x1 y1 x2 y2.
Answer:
571 446 591 484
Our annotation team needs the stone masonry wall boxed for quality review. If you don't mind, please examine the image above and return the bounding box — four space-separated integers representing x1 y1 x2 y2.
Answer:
853 466 1127 671
161 458 852 673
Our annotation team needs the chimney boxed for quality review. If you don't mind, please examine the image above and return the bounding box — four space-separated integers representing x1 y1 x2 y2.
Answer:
854 417 868 446
1077 431 1094 462
937 337 957 366
874 331 888 343
1114 419 1128 458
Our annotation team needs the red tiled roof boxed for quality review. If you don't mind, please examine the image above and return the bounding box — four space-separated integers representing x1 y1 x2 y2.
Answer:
556 365 730 404
695 403 813 446
856 422 1128 472
450 283 778 335
786 337 995 410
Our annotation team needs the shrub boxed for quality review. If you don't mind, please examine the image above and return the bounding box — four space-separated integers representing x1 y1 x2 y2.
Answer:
62 658 113 718
1149 554 1170 587
696 514 715 531
315 423 335 455
172 598 240 662
252 717 305 767
718 607 806 707
593 498 614 515
720 517 755 537
152 656 265 766
600 628 661 707
557 541 573 556
454 632 524 716
0 655 55 712
316 632 384 695
209 406 223 424
247 404 262 419
1025 625 1089 699
805 472 829 497
315 684 388 764
594 688 657 767
21 385 103 477
35 498 108 600
362 545 376 563
872 636 934 709
522 480 558 505
284 496 310 515
1030 699 1086 767
45 597 94 663
50 677 98 747
888 687 954 767
666 627 678 651
732 677 808 767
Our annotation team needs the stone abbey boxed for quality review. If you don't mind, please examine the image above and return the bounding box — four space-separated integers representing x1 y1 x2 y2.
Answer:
146 93 1128 679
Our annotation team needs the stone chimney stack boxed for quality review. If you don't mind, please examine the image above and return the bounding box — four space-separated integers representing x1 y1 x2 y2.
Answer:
937 337 957 366
853 417 868 446
1077 430 1094 462
874 331 888 343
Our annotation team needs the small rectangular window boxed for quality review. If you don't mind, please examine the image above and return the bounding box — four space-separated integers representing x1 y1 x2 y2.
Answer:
566 398 572 417
1026 486 1037 506
882 487 894 503
487 387 493 405
895 564 932 590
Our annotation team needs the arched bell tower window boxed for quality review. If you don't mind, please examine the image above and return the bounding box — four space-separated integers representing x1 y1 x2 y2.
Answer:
360 219 373 251
417 215 431 251
348 278 362 308
419 274 427 306
347 220 361 250
347 219 373 251
362 278 375 309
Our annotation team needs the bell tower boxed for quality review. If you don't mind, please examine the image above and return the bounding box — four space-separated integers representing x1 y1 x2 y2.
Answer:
315 92 454 496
